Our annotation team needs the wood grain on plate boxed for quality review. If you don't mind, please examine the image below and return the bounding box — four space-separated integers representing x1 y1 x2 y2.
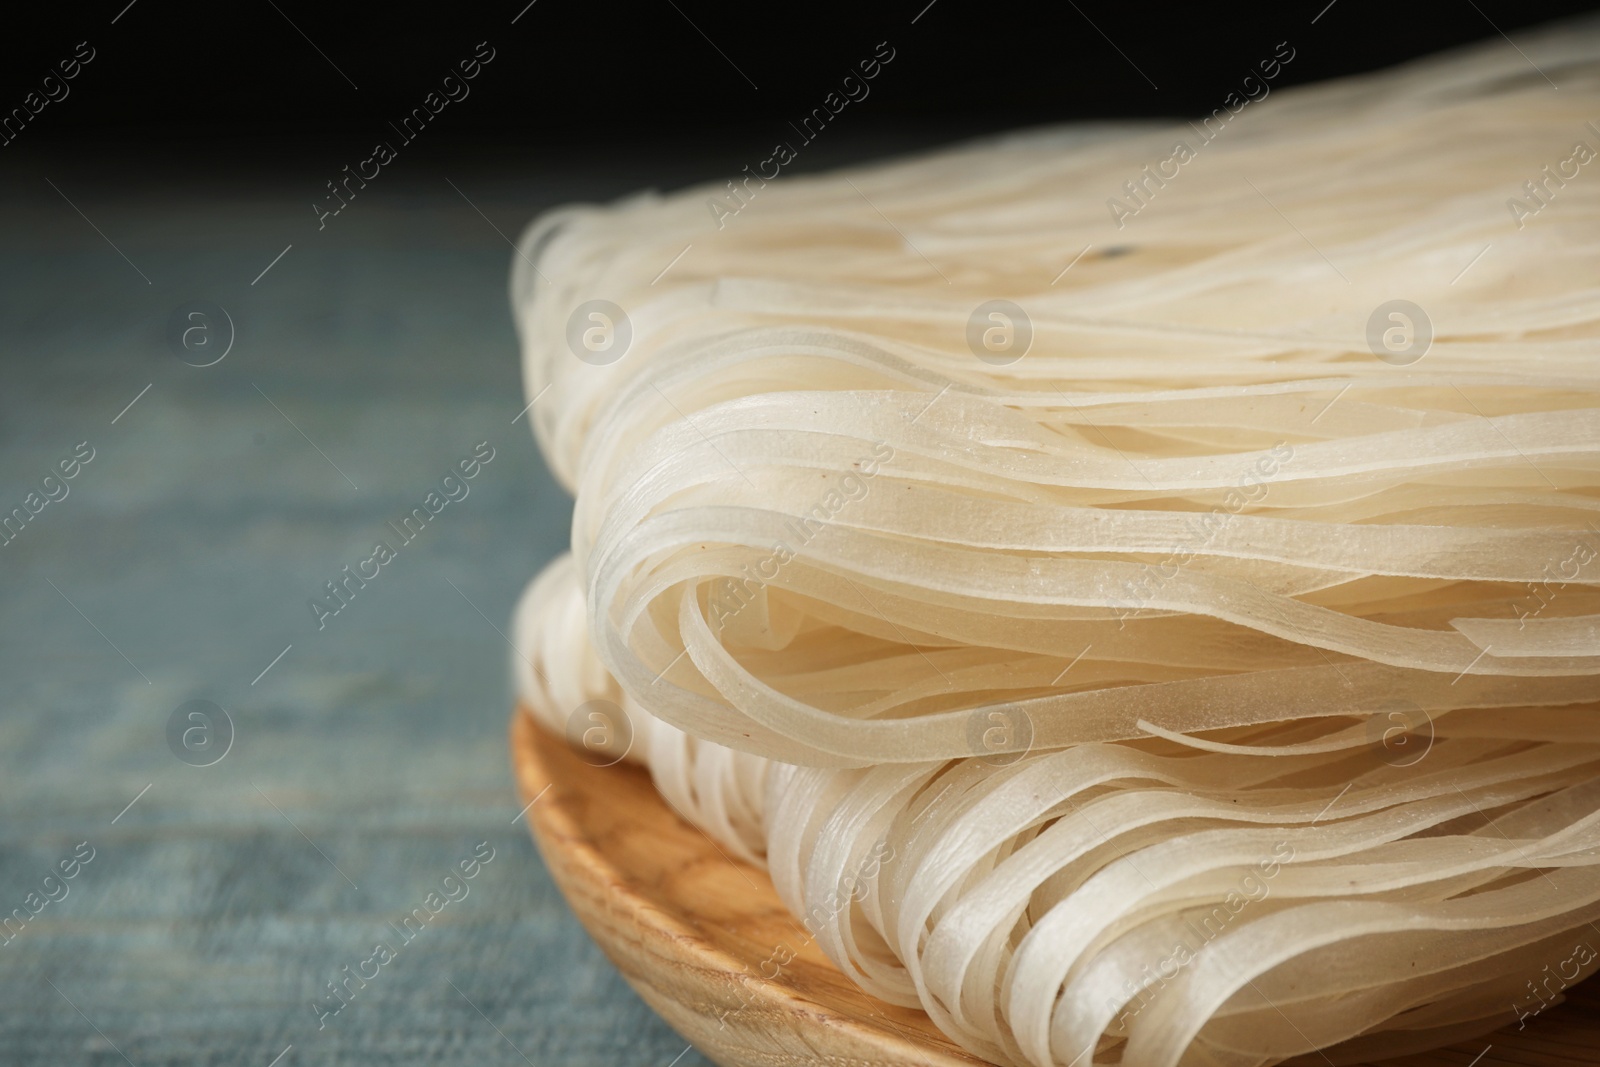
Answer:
511 706 1600 1067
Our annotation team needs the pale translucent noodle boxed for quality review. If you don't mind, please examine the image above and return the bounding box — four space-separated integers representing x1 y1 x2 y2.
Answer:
512 21 1600 1067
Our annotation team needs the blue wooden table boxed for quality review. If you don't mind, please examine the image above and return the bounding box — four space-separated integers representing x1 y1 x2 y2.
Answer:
0 151 726 1066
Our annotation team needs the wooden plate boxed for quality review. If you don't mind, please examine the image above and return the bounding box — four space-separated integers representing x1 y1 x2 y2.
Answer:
510 707 1600 1067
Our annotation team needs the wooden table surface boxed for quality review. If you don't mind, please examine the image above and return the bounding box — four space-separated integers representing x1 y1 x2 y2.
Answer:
0 148 768 1067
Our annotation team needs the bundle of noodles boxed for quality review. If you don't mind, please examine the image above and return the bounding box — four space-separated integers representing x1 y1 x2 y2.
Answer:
510 20 1600 1067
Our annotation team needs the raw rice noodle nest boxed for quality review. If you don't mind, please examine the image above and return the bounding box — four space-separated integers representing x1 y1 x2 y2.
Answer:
511 22 1600 1067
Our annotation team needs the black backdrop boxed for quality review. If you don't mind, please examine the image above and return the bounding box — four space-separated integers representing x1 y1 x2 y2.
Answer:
5 0 1597 156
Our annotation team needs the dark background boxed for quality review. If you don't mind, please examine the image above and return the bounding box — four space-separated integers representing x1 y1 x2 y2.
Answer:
1 2 1595 1065
7 0 1600 166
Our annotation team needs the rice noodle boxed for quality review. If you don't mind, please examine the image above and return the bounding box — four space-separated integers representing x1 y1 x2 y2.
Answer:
511 21 1600 1066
